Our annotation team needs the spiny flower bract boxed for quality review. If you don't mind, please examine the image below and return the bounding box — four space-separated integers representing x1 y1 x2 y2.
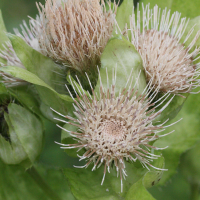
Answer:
127 4 200 94
53 70 175 192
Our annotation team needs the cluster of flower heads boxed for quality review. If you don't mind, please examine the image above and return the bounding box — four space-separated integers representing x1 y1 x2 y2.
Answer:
0 0 116 86
1 0 200 192
51 3 200 191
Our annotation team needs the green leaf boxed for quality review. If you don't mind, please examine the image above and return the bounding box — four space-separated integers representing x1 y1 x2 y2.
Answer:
0 10 9 50
140 0 200 18
153 93 189 124
7 34 74 119
125 155 165 199
64 154 165 200
66 71 91 98
180 140 200 184
0 66 74 121
7 34 67 93
116 0 133 32
0 66 72 101
0 160 75 200
0 82 7 94
154 92 200 184
95 35 146 97
149 171 191 200
125 179 155 200
0 103 44 168
7 84 42 117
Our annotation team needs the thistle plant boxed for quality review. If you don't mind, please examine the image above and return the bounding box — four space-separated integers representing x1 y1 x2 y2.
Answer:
1 0 200 199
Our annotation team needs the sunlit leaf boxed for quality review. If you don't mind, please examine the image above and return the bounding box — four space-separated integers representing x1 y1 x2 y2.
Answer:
95 35 146 97
116 0 133 32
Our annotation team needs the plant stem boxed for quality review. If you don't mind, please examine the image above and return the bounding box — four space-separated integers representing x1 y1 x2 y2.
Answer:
27 166 62 200
190 183 200 200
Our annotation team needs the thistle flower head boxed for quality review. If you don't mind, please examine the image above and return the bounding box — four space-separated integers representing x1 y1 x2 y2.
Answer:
53 70 175 192
127 4 200 94
35 0 116 72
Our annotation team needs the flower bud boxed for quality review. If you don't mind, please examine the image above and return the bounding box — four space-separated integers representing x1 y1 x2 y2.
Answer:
35 0 116 74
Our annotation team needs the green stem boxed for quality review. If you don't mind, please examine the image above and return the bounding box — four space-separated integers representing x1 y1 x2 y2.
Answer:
27 166 62 200
190 183 200 200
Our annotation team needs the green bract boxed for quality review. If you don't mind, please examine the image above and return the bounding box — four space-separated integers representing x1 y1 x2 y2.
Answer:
153 93 189 125
61 122 85 158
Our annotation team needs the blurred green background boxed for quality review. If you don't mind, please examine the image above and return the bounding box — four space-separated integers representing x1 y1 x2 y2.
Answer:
0 0 197 199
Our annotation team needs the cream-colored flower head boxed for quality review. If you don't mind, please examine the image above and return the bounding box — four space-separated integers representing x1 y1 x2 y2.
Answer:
127 4 200 94
52 71 175 192
35 0 116 72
